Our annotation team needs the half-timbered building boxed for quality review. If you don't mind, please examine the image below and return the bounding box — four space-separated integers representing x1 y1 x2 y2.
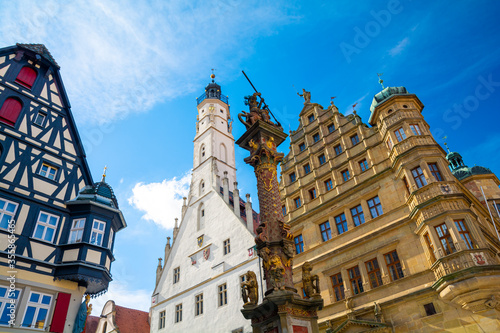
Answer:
0 43 126 332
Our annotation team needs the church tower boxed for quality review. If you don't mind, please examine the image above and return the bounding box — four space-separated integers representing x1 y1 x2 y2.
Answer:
192 73 236 199
150 76 261 333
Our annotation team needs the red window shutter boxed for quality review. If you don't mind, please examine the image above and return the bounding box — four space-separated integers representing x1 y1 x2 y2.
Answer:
49 292 71 333
0 98 22 126
15 66 37 89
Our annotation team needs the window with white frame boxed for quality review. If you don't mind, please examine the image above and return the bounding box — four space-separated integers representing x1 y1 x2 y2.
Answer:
33 212 59 243
0 286 21 325
68 218 85 244
90 220 106 246
39 163 57 180
21 292 52 329
0 198 18 230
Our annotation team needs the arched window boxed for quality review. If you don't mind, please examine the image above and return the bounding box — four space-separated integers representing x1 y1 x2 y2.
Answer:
220 143 227 163
198 203 205 230
15 66 37 89
0 98 22 126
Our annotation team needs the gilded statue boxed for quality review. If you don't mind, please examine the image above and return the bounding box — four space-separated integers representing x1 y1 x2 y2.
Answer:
302 261 320 298
297 88 311 104
269 255 285 290
241 271 259 306
73 294 91 333
238 92 281 130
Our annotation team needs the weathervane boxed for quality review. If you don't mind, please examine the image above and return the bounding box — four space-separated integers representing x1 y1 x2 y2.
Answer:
377 73 385 89
330 96 336 106
102 165 107 182
443 136 451 153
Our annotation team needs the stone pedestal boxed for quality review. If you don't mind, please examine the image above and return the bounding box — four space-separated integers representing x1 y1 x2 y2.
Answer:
241 291 323 333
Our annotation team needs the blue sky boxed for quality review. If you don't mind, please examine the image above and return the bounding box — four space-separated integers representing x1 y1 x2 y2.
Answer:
1 0 500 312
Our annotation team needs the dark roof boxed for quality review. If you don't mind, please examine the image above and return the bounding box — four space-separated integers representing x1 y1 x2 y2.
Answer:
115 305 150 333
73 181 119 208
16 43 59 68
85 315 100 333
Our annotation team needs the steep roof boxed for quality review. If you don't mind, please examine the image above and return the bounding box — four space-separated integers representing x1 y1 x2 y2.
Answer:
115 305 150 333
16 43 59 68
85 315 100 333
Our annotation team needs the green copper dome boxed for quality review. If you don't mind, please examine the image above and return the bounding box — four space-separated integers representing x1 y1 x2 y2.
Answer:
446 150 493 181
369 86 409 113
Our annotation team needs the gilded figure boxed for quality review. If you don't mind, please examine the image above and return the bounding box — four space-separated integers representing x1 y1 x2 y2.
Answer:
241 271 259 306
302 261 320 298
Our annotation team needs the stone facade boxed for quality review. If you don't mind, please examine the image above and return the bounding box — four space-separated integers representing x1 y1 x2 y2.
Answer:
279 87 500 332
150 78 262 333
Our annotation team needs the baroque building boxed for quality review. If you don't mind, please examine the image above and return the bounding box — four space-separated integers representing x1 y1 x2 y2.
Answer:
150 76 262 333
280 86 500 332
0 44 126 332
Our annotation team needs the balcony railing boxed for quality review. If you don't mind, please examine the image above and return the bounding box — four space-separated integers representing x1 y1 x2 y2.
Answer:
407 181 460 212
380 109 421 135
389 135 434 163
197 91 229 105
431 248 498 280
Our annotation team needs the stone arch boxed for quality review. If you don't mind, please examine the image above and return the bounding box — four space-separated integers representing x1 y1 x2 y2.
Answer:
220 143 227 163
197 203 205 230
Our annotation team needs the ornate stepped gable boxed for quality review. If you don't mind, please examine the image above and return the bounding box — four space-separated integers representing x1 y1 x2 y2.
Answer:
278 86 500 332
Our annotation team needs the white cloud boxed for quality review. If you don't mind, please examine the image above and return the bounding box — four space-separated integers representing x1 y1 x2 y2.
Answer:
0 0 295 124
389 37 410 56
128 173 191 229
90 280 151 315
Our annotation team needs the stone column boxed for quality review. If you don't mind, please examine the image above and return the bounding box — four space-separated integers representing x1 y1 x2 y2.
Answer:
245 194 253 233
223 171 229 204
233 182 240 217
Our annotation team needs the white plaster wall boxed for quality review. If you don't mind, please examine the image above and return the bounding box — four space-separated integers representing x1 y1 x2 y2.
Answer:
151 257 260 333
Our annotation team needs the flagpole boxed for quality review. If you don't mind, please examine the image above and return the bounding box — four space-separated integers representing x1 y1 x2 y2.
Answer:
480 185 500 242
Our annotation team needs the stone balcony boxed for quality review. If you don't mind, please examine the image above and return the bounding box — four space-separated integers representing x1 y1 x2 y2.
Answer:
380 109 421 136
389 135 434 163
406 181 460 213
431 247 500 313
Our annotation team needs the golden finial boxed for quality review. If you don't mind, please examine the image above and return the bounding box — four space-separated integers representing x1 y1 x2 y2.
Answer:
443 136 451 153
102 166 107 182
377 73 385 89
210 68 216 81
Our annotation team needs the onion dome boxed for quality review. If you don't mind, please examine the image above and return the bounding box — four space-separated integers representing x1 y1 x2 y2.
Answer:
71 169 119 208
445 149 493 181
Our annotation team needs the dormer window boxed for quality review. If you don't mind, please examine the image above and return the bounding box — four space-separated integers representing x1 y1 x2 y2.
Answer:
308 114 315 123
15 66 37 89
